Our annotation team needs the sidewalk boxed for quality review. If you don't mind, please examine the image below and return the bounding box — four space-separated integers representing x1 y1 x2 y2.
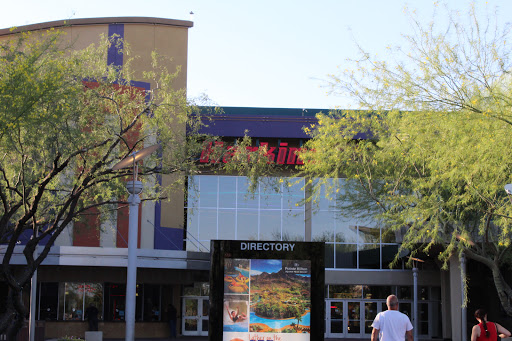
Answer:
103 336 365 341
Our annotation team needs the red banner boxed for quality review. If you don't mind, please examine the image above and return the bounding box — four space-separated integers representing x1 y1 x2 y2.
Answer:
199 142 304 165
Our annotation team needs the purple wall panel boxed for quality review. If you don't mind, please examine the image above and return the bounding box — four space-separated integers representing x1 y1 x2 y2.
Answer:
107 24 124 67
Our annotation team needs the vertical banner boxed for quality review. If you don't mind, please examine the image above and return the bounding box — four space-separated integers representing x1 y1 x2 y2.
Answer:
210 241 325 341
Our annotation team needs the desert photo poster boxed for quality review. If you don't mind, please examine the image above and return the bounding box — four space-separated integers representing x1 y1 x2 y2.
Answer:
223 257 311 341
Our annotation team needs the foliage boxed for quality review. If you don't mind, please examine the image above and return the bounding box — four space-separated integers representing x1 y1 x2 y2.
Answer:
299 3 512 315
0 29 227 336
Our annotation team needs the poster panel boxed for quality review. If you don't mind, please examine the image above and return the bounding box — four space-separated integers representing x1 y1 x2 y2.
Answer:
210 241 324 341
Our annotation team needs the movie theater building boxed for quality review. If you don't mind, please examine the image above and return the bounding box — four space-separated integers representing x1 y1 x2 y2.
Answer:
0 18 467 340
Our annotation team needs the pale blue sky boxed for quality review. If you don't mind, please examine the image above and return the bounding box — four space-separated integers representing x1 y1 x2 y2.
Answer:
2 1 512 109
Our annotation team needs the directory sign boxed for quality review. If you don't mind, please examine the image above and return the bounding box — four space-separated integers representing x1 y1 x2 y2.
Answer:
210 240 325 341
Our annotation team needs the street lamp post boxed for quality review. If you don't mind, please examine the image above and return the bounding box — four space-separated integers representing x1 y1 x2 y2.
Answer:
113 145 159 341
29 240 38 341
410 257 424 341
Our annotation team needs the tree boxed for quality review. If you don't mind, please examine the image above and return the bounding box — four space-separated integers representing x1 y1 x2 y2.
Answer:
0 30 227 337
299 3 512 315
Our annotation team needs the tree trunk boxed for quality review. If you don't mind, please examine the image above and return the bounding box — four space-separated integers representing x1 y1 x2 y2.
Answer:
0 284 28 337
465 249 512 316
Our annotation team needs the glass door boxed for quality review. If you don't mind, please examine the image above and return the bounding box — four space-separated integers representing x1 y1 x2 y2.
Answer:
346 301 361 337
326 300 384 338
364 302 378 337
326 300 344 338
182 297 209 336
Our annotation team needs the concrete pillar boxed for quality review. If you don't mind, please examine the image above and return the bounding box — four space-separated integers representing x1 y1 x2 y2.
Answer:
449 255 464 341
441 269 452 339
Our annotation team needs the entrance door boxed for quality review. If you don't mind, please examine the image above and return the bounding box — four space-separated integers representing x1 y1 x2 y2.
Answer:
326 301 344 337
182 297 209 336
346 301 361 337
325 300 383 338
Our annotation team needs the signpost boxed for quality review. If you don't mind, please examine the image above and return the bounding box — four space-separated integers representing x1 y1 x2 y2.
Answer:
210 240 325 341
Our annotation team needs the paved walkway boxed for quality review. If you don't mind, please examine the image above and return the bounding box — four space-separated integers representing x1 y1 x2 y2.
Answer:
27 336 365 341
101 338 361 341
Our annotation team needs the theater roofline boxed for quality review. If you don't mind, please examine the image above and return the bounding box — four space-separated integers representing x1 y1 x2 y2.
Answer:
0 17 193 36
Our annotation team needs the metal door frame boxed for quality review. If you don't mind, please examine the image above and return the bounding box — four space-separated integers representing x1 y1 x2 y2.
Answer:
325 299 386 339
181 296 209 336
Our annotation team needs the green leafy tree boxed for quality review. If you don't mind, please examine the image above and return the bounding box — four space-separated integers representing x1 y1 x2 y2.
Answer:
0 30 234 337
299 4 512 315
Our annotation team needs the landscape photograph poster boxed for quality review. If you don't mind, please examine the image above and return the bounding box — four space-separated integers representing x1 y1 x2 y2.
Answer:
223 257 311 341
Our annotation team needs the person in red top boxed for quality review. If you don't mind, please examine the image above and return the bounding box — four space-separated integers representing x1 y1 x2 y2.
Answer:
471 309 511 341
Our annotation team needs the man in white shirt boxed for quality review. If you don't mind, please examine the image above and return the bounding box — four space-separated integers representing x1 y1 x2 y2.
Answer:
371 295 413 341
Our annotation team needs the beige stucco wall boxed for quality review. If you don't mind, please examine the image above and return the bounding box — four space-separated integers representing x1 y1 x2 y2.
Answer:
0 18 192 248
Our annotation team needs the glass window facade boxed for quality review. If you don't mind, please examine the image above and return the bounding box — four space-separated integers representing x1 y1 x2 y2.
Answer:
186 176 305 251
37 282 173 322
312 179 401 270
58 282 103 321
186 176 401 270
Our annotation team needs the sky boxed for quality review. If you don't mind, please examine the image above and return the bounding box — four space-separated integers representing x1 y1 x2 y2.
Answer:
2 0 512 109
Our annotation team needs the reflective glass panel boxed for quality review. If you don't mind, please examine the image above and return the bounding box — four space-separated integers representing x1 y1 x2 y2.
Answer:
330 302 343 333
201 283 210 297
198 209 217 241
237 210 258 240
282 210 305 241
329 285 362 299
63 283 84 320
420 303 429 320
202 300 210 317
335 217 358 243
313 179 336 211
237 178 259 209
381 227 402 243
431 287 441 300
144 284 161 321
260 181 282 210
400 303 411 319
364 302 377 334
420 287 429 300
358 244 380 269
185 319 198 331
259 210 281 241
421 322 429 335
218 210 236 240
381 245 400 269
39 282 58 321
184 299 198 316
347 302 360 334
363 286 393 300
187 176 199 208
218 176 237 208
83 283 103 320
399 287 412 299
199 176 218 208
283 178 304 208
356 222 380 244
325 243 335 269
312 210 335 242
183 286 201 296
335 244 357 269
186 208 198 241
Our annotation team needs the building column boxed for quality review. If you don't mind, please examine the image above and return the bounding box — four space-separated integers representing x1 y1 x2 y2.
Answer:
440 269 452 340
449 255 464 341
